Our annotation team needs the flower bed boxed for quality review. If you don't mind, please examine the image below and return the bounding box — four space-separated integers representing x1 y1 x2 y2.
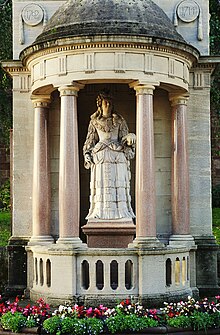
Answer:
0 296 219 335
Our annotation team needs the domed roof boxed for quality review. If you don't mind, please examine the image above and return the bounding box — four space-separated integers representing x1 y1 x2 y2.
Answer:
35 0 186 44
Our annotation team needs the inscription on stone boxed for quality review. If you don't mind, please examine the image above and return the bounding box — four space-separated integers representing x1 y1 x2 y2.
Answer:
22 3 44 26
177 0 200 22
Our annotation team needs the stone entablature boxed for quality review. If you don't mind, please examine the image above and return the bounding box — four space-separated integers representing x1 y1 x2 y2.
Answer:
20 42 198 94
2 61 31 92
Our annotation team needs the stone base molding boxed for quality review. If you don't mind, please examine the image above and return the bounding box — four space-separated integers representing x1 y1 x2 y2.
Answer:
82 219 136 248
169 235 195 247
129 237 165 249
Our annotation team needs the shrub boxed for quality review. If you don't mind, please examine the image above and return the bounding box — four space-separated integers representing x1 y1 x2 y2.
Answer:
105 313 159 334
0 311 26 332
43 316 104 335
84 318 104 335
213 208 220 244
1 296 220 334
191 311 214 331
167 314 191 329
25 316 38 328
0 179 10 212
42 315 61 334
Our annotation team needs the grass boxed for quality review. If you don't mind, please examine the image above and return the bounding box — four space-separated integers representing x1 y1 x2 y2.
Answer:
0 211 11 246
212 207 220 244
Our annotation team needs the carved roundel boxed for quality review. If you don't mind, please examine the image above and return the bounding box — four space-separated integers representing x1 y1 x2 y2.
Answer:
22 3 44 26
177 0 200 23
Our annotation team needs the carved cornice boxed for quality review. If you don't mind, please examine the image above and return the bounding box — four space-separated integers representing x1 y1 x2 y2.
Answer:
191 63 216 71
1 60 30 76
22 40 198 69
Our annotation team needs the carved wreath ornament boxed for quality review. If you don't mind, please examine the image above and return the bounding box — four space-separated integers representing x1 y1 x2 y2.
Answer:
20 3 47 44
174 0 203 41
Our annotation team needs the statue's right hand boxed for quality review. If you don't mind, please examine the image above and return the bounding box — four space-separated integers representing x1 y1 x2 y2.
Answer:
84 153 92 163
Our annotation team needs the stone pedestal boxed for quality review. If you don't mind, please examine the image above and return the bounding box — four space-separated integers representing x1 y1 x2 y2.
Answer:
194 236 219 296
82 219 136 248
6 238 28 297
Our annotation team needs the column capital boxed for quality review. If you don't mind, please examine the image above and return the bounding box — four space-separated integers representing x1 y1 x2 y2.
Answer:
169 93 189 107
129 81 159 95
58 82 85 97
31 95 51 108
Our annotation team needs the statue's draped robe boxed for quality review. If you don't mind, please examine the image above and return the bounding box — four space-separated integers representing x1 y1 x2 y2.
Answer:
83 113 135 220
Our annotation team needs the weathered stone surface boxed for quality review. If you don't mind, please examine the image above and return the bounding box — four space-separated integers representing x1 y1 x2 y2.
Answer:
35 0 186 44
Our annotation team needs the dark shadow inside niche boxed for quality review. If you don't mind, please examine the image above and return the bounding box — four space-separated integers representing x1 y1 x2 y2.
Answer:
78 83 136 242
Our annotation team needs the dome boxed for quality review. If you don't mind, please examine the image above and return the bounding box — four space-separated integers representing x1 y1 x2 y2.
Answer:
35 0 186 44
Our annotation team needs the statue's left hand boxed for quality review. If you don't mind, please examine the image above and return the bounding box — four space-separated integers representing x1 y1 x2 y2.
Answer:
122 133 136 146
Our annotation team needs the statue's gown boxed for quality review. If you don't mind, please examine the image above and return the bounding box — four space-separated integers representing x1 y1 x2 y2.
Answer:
83 113 135 220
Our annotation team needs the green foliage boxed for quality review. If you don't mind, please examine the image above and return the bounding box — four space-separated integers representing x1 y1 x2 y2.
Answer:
210 0 220 55
84 318 104 335
166 315 191 329
213 207 220 244
60 317 77 334
212 185 220 208
104 314 124 334
0 312 26 332
2 297 220 334
0 179 10 211
0 0 12 146
191 311 214 331
105 313 158 334
0 0 12 59
210 0 220 178
167 311 220 332
213 207 220 226
25 316 38 328
0 210 11 246
43 316 104 335
43 315 62 334
210 310 220 327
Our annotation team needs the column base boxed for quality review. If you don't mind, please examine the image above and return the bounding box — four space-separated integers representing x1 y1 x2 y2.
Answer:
169 235 195 248
128 237 164 249
28 235 54 245
56 237 86 248
82 219 136 248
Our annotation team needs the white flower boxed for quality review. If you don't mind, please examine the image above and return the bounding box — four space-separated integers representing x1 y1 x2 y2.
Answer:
58 305 64 312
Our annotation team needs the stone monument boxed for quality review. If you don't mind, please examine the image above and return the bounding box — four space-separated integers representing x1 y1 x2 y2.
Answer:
2 0 219 305
82 91 136 247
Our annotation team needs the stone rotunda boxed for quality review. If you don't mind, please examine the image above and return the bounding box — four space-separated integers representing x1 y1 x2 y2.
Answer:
3 0 219 305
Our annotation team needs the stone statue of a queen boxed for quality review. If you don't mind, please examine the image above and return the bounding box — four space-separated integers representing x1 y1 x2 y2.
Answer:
83 91 136 222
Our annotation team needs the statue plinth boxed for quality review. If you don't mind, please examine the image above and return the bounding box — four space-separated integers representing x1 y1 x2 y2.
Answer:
82 219 136 248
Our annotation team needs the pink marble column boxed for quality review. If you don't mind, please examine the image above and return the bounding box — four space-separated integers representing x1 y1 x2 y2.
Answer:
57 84 84 245
169 95 194 245
30 96 53 244
131 84 163 248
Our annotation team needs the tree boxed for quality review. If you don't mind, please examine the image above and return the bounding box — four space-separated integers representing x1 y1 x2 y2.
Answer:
210 0 220 207
0 0 12 147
